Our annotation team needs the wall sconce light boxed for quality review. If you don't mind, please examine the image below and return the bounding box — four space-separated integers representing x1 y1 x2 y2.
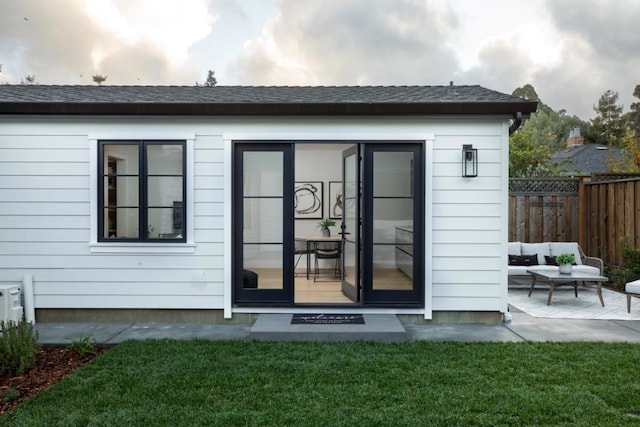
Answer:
462 144 478 177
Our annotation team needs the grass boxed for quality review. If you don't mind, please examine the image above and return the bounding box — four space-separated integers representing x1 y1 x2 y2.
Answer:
3 340 640 426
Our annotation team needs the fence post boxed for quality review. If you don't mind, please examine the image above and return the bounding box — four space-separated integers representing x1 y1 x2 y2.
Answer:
578 178 586 249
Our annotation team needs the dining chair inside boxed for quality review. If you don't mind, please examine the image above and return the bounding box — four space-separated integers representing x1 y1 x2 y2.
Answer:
313 240 342 282
294 238 310 277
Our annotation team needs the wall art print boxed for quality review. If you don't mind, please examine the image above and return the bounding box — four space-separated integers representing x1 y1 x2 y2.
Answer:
294 181 323 219
328 181 343 219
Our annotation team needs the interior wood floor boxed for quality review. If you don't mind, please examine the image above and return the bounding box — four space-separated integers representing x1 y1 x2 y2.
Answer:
247 267 413 304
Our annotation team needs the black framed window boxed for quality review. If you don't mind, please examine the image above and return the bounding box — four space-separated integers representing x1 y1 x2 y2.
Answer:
98 140 186 242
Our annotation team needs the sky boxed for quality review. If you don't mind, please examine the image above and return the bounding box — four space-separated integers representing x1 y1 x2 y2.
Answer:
0 0 639 120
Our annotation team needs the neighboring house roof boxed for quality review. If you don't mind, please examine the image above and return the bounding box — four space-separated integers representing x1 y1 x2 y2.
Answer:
551 144 623 175
0 85 537 116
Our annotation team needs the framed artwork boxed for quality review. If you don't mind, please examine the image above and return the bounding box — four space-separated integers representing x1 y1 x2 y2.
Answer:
328 181 343 219
294 181 323 219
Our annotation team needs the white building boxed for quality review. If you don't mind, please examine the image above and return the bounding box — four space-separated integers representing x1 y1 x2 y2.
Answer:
0 85 536 323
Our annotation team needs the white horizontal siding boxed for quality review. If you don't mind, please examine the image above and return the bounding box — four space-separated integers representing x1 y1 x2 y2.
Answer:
1 117 509 313
1 268 224 283
433 283 501 298
0 131 227 310
0 255 224 269
2 216 90 229
430 129 506 312
0 176 90 189
0 202 90 216
35 295 225 309
432 217 500 231
433 203 500 217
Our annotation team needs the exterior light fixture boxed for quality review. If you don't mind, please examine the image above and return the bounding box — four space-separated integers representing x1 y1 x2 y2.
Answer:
462 144 478 177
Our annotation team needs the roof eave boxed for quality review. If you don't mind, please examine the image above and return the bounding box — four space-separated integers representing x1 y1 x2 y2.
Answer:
0 101 538 116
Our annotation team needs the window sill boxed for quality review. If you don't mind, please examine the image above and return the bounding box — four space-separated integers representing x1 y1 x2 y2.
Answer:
89 242 196 254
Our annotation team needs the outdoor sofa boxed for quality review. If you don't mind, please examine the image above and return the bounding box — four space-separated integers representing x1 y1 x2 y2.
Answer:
508 242 603 280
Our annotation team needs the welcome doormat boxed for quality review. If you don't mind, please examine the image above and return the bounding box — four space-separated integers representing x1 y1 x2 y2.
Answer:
291 314 365 325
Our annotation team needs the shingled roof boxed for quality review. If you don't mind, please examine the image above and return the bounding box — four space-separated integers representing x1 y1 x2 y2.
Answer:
551 144 624 176
0 85 537 116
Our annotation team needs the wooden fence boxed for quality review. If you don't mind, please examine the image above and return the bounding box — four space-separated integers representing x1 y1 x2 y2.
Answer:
509 176 640 266
581 178 640 266
509 178 580 243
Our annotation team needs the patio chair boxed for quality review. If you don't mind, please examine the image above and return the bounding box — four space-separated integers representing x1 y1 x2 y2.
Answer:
313 241 342 282
626 279 640 313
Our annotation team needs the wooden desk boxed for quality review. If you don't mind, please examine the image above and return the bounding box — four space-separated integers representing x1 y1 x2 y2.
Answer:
303 236 342 280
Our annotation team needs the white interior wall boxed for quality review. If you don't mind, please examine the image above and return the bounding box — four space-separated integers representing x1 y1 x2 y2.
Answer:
294 143 348 270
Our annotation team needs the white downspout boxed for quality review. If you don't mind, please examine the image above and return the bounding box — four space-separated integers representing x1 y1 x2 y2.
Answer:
22 274 35 324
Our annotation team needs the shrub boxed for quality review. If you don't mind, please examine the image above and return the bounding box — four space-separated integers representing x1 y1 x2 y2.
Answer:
0 319 40 376
70 334 98 355
2 387 20 403
608 236 640 289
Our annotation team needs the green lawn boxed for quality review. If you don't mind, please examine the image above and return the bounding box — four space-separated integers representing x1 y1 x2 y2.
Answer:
3 340 640 426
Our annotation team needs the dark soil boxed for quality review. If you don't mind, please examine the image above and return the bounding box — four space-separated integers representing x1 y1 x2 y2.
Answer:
0 345 107 415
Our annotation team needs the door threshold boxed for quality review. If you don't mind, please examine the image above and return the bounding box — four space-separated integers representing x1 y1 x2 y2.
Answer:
234 307 425 315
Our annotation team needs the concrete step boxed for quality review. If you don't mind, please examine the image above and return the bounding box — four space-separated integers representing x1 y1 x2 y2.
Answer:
249 313 407 342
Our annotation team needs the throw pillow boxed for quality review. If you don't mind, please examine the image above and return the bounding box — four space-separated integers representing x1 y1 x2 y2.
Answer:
509 254 539 266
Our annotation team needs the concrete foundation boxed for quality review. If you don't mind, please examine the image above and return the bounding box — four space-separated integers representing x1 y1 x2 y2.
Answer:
36 309 256 324
35 309 502 325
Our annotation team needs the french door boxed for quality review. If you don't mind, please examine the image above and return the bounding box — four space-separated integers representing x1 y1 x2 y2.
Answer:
233 143 294 304
232 141 423 307
341 145 361 302
361 143 423 306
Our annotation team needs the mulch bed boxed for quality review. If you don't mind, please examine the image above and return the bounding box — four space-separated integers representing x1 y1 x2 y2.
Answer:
1 345 108 416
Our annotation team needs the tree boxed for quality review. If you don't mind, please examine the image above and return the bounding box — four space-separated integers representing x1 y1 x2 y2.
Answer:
21 75 37 85
628 84 640 137
196 70 217 87
605 130 640 172
590 90 625 146
509 130 552 177
92 74 107 85
511 84 590 152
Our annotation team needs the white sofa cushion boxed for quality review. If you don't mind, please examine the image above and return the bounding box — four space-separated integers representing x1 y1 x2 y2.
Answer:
549 242 583 265
627 279 640 294
571 264 600 275
508 242 521 256
521 242 550 265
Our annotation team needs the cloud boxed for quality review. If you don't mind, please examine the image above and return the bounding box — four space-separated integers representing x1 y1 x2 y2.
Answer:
535 0 640 118
230 0 461 85
456 37 535 96
0 0 216 85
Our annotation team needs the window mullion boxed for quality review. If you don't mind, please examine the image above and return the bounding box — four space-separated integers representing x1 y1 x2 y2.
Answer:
140 141 147 241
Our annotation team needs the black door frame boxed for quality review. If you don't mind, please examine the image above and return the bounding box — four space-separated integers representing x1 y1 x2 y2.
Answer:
232 140 424 308
340 144 361 302
361 143 424 306
232 142 295 305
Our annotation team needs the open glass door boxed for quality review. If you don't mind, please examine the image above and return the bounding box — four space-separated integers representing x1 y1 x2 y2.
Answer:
233 143 294 305
341 145 361 302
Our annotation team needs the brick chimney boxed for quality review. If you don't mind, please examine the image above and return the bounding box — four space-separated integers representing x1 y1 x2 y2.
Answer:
567 127 584 148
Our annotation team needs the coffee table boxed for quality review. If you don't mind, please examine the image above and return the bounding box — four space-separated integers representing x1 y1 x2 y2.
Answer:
526 269 608 306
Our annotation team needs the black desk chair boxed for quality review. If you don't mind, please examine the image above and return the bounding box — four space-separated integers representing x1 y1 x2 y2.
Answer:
313 241 342 282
